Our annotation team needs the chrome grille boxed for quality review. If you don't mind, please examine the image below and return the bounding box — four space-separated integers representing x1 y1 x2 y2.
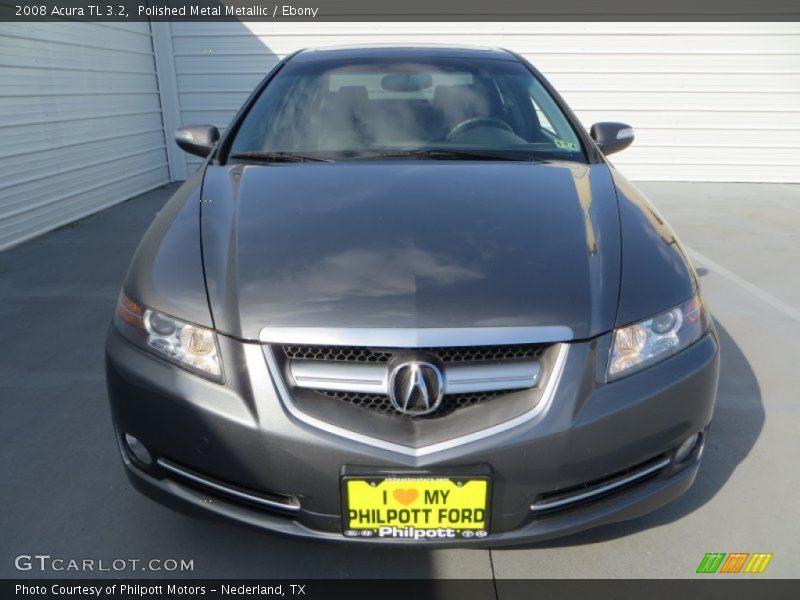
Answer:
278 342 547 419
283 343 545 363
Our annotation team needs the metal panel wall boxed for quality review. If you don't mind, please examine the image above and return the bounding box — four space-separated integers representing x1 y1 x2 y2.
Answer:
168 22 800 182
0 22 169 250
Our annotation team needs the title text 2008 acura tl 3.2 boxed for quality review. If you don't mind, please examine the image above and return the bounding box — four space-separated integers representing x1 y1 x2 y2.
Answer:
106 46 719 545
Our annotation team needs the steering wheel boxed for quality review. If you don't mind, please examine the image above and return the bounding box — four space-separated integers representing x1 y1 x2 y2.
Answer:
445 117 514 141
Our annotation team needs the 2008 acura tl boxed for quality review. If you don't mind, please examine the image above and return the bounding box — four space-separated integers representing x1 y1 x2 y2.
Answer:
106 46 719 545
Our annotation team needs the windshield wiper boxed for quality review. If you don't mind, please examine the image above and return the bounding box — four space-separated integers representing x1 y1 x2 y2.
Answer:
229 151 332 163
356 148 542 162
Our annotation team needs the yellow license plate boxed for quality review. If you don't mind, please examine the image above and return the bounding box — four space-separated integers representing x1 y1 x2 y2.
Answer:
342 476 491 540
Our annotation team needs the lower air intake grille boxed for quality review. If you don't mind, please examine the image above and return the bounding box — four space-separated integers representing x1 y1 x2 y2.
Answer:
530 456 671 515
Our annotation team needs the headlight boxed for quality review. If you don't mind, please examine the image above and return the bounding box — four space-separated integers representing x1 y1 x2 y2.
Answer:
608 294 709 380
114 292 223 381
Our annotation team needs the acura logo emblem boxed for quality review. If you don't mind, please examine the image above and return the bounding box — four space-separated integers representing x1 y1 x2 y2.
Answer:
388 361 444 416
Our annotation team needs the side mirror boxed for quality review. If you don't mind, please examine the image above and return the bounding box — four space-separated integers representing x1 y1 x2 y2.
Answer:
175 125 220 158
590 122 634 156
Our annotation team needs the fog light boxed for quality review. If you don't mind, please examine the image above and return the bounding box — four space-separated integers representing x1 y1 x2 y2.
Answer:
675 433 700 462
125 433 153 465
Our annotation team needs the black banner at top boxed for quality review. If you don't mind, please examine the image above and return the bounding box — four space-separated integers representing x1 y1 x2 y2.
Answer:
2 0 800 22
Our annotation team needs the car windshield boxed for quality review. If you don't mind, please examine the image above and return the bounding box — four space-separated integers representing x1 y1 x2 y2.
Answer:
228 55 586 162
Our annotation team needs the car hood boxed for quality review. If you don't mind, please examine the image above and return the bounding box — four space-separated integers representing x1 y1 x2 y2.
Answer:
200 161 621 341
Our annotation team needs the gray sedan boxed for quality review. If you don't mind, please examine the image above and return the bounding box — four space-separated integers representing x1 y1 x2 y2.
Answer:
106 46 719 546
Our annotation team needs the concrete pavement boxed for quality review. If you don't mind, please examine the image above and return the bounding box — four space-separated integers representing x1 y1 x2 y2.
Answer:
0 181 797 581
491 182 800 578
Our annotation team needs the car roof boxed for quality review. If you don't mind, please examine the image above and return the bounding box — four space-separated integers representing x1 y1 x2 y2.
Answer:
292 44 518 62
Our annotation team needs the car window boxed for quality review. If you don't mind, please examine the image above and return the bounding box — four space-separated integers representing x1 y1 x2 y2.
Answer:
329 71 474 100
229 56 585 162
531 99 556 135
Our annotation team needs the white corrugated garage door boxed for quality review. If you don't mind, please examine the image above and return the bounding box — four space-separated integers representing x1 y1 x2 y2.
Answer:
0 23 170 251
166 22 800 183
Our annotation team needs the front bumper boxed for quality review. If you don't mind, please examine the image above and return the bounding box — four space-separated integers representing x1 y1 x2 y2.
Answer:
106 326 719 546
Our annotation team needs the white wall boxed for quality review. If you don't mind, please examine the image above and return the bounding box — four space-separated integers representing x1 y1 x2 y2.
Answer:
0 22 169 251
0 22 797 250
166 22 800 182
